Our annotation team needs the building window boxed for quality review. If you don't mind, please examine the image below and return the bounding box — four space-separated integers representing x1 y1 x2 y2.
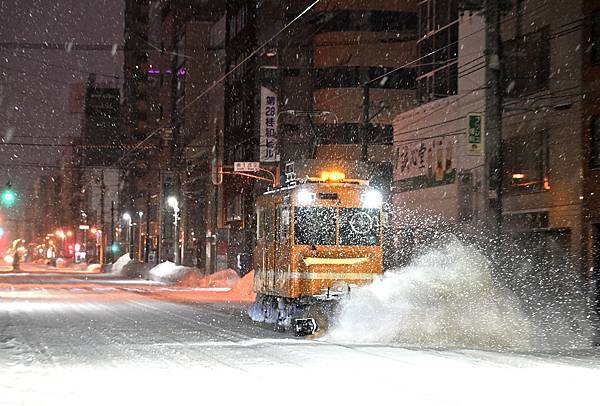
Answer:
416 0 459 102
315 123 393 145
503 28 550 96
418 0 458 36
310 10 417 34
593 11 600 64
314 67 416 90
592 118 600 168
370 10 418 32
504 132 549 193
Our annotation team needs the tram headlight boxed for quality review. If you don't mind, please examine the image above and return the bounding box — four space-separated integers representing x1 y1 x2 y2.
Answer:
361 190 383 208
297 189 316 206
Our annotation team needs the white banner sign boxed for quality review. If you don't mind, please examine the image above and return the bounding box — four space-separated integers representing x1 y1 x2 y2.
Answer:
260 86 279 162
395 136 454 182
234 162 260 172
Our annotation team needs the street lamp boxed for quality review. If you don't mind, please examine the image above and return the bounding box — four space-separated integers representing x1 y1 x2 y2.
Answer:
122 212 133 259
137 211 143 260
167 196 180 265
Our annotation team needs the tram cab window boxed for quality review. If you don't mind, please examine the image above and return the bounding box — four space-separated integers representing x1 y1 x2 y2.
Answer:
294 207 336 245
339 208 380 246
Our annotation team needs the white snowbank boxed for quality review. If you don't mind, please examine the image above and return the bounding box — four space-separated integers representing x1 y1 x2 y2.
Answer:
327 242 593 351
110 253 132 275
148 261 191 283
86 263 102 273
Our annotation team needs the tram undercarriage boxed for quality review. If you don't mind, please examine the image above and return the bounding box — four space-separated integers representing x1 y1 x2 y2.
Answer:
249 292 344 337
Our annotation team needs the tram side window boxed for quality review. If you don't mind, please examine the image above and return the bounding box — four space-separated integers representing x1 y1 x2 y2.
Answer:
264 209 274 242
294 207 336 245
276 206 291 244
257 209 263 240
257 209 273 241
339 208 380 246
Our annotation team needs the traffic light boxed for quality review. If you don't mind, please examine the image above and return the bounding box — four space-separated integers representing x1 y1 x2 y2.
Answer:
111 242 120 254
1 182 16 206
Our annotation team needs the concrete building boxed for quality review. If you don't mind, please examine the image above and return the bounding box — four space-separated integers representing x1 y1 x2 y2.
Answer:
310 0 418 150
205 15 227 273
571 0 600 308
69 76 124 262
498 0 586 271
392 0 595 278
120 0 163 262
155 1 224 266
123 0 152 143
391 2 487 265
79 76 121 167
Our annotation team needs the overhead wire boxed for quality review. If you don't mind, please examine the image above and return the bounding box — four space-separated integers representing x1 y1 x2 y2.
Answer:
316 1 552 109
115 0 323 168
1 52 121 80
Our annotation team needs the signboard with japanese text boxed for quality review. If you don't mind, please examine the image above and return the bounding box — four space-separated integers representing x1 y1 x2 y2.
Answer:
466 113 484 156
234 162 260 172
393 136 456 192
260 86 279 162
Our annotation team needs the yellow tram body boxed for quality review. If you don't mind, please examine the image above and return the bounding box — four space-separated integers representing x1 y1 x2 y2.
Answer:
253 162 384 301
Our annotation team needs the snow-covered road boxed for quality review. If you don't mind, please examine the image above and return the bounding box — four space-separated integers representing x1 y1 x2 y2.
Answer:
1 269 600 406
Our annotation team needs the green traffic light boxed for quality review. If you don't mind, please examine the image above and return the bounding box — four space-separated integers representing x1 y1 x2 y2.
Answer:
1 189 16 206
111 243 120 253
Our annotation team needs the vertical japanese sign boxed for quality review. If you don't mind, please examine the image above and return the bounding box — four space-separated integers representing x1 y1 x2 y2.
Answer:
466 113 484 156
260 86 279 162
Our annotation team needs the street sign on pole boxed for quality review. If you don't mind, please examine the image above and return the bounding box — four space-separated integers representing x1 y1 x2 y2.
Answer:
234 162 260 172
79 225 90 230
466 113 484 156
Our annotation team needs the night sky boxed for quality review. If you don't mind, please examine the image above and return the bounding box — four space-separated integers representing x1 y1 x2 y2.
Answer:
0 0 124 196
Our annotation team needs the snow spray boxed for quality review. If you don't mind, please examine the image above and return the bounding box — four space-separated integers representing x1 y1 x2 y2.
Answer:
326 241 596 351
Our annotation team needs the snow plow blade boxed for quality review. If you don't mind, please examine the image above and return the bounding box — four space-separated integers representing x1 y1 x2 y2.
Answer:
294 318 318 336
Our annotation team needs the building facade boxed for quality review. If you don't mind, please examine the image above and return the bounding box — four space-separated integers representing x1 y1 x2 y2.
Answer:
222 0 420 270
498 0 586 271
391 3 487 265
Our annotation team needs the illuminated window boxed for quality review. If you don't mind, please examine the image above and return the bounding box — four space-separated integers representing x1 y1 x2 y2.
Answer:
504 132 549 193
592 118 600 168
503 28 550 96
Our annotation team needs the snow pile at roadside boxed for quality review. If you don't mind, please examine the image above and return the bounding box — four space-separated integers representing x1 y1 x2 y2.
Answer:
109 253 132 276
230 270 255 298
86 264 102 273
175 268 255 301
149 269 255 302
148 261 192 283
327 242 537 350
178 268 240 288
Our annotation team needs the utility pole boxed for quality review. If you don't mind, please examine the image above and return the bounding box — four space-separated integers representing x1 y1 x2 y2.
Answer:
484 0 504 242
100 169 106 264
174 208 180 265
361 72 370 162
110 200 115 262
144 192 150 263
